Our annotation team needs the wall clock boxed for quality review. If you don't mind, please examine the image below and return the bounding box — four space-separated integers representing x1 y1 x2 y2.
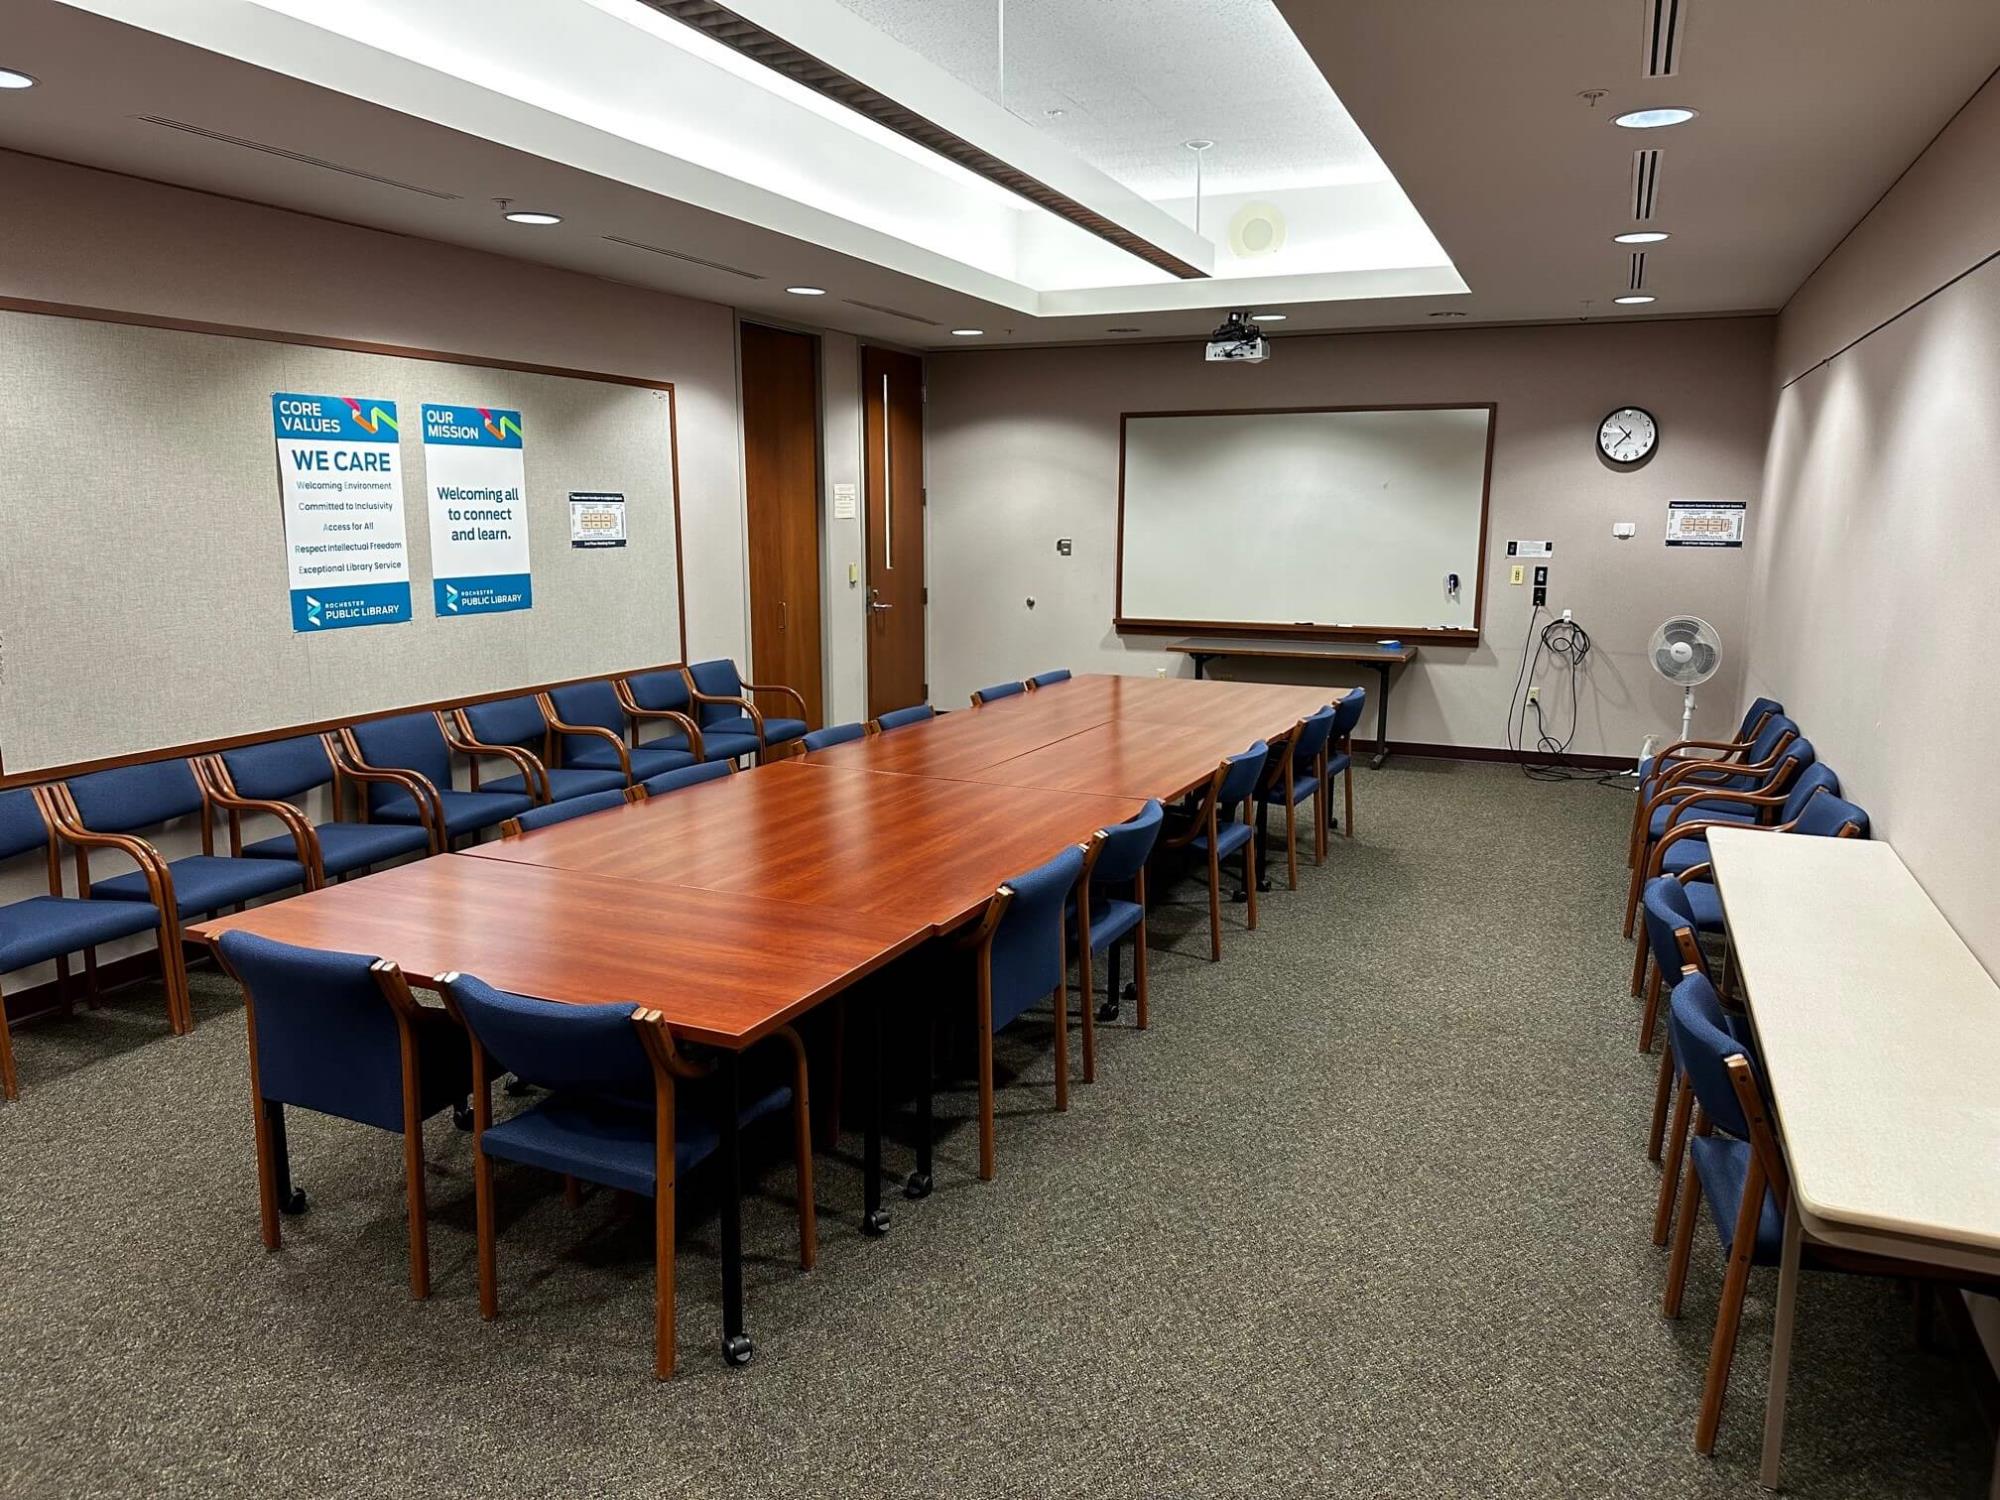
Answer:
1598 406 1658 466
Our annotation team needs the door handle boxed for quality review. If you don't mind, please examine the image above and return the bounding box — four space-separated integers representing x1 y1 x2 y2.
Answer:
779 600 787 632
868 587 893 613
870 601 894 612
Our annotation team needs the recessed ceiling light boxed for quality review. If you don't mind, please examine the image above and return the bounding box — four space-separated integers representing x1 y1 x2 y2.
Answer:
1429 311 1467 318
1107 326 1142 334
951 328 984 337
1250 313 1286 323
1614 295 1657 305
0 67 37 90
1613 231 1670 244
1614 107 1697 129
503 210 562 226
1043 108 1065 119
785 286 826 296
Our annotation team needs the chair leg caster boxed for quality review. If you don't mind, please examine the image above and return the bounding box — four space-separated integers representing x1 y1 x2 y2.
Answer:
903 1170 933 1200
1095 998 1120 1025
279 1186 309 1216
451 1100 475 1132
1229 888 1250 905
721 1333 754 1367
861 1208 891 1238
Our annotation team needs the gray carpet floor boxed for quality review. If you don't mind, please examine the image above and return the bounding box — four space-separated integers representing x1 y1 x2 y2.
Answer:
0 760 1990 1498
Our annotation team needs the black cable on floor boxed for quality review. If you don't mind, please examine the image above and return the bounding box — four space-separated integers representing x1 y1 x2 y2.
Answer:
1506 608 1626 785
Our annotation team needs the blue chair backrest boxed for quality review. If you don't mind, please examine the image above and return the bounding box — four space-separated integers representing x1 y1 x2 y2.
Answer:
67 759 205 833
220 931 408 1132
1778 763 1839 823
222 735 335 802
1292 705 1339 766
1740 696 1783 738
687 659 745 724
443 974 652 1101
1092 799 1163 887
350 713 452 812
463 694 548 749
988 844 1086 1031
1747 714 1797 764
803 722 866 752
0 787 50 863
1641 877 1709 986
641 761 733 797
1215 742 1269 814
1029 669 1071 687
514 788 627 832
1748 736 1815 797
1796 789 1868 839
1330 690 1368 740
547 680 628 737
876 704 934 731
1666 971 1752 1138
975 680 1025 703
624 669 693 714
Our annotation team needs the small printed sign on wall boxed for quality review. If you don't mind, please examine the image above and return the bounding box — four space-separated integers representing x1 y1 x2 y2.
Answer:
832 482 858 520
569 491 627 548
1665 499 1746 547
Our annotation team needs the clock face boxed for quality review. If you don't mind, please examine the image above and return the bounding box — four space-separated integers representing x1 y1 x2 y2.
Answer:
1599 406 1658 465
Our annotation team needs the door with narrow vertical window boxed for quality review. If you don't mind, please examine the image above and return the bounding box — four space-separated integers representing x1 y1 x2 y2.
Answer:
862 346 926 717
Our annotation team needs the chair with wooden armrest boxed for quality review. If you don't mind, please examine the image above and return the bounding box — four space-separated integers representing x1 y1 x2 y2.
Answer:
1258 706 1338 883
1623 734 1815 940
1638 874 1727 1243
438 974 814 1377
542 680 697 785
459 695 625 804
615 670 713 763
1627 708 1794 873
640 761 736 798
343 713 534 849
872 703 935 733
1072 800 1163 1046
1325 689 1369 838
801 721 869 752
1160 742 1269 962
0 787 188 1095
969 680 1027 707
1025 669 1072 688
210 734 431 886
499 786 642 837
686 659 809 762
1637 695 1783 791
215 931 473 1298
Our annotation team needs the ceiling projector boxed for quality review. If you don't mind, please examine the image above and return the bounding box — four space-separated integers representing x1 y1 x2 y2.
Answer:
1205 309 1269 364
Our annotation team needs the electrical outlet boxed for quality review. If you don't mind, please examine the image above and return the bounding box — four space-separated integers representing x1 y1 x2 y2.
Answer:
1533 565 1549 586
1527 685 1540 704
1533 585 1547 607
1510 564 1524 585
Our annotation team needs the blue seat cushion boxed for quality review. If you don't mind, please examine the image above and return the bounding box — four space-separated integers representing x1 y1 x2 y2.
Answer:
1275 771 1322 804
1326 750 1352 778
95 854 304 916
0 896 164 969
1650 800 1758 838
480 1082 791 1197
244 820 431 877
563 740 695 779
697 731 761 763
375 788 535 836
1191 821 1255 860
704 715 807 747
483 767 628 801
1690 1134 1785 1264
1660 839 1717 877
1681 879 1726 932
1072 895 1143 953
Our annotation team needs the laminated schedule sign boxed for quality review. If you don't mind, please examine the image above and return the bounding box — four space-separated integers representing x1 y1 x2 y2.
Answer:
272 392 412 632
424 404 532 616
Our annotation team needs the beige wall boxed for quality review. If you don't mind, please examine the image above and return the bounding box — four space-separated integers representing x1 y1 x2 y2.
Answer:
1746 73 2000 976
924 317 1775 755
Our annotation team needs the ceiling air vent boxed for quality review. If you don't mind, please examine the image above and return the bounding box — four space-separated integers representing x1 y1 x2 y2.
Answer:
601 234 765 279
1630 149 1662 221
842 298 942 327
1642 0 1687 78
132 116 459 198
1628 251 1648 292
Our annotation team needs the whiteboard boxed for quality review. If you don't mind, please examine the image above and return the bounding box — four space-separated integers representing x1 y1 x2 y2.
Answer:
1116 406 1493 639
0 308 684 774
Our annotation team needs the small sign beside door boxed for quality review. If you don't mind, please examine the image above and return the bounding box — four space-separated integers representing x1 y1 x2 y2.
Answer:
569 491 626 548
832 482 858 520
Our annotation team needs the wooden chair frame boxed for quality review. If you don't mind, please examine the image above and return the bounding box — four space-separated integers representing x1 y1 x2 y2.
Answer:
1074 828 1152 1053
1161 757 1259 962
956 883 1077 1182
333 722 452 853
1622 730 1798 935
686 667 811 761
194 754 326 890
1626 728 1797 872
1255 721 1307 891
497 785 646 839
612 678 709 763
443 710 557 804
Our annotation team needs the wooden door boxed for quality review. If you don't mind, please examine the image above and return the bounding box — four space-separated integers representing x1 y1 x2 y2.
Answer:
741 323 824 727
863 346 926 717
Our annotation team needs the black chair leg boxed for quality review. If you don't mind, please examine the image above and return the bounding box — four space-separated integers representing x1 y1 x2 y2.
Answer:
717 1053 752 1367
1098 940 1122 1024
906 1004 934 1200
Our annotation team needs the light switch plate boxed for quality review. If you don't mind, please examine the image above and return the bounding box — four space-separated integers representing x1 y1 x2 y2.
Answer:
1613 521 1637 539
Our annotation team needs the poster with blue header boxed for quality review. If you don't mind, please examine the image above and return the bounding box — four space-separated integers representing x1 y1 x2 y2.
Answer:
423 404 532 617
272 392 413 631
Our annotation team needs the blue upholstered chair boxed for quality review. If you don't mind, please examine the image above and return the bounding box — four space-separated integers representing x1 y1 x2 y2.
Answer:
0 786 186 1096
1638 695 1785 791
1075 800 1164 1039
438 974 814 1377
1625 712 1799 914
209 734 432 884
1648 763 1843 884
686 659 809 761
969 679 1026 706
457 696 626 804
1259 706 1340 889
957 843 1087 1181
1325 689 1369 838
1638 874 1725 1200
501 787 638 836
801 722 867 752
640 760 736 798
341 713 535 848
215 931 472 1297
615 669 718 761
1026 669 1072 688
1162 742 1269 962
1645 783 1867 895
542 681 697 784
872 703 935 733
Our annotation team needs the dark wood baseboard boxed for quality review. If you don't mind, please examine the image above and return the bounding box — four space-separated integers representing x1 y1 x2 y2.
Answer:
3 948 175 1026
1386 740 1635 771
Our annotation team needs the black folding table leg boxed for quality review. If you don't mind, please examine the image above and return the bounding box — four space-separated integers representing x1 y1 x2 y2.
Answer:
862 993 889 1236
1370 662 1393 768
717 1052 752 1366
906 1005 933 1199
267 1099 308 1214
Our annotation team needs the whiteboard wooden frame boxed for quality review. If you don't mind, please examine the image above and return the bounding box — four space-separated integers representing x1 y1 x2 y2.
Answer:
1113 402 1497 645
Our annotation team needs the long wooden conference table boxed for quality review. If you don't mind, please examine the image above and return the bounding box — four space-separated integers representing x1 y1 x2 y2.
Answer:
191 674 1348 1364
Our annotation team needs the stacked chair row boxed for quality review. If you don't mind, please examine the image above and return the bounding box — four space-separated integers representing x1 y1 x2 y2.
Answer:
1620 697 1918 1459
0 660 803 1101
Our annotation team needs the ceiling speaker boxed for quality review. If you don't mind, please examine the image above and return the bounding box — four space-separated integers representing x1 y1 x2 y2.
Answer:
1227 202 1286 259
